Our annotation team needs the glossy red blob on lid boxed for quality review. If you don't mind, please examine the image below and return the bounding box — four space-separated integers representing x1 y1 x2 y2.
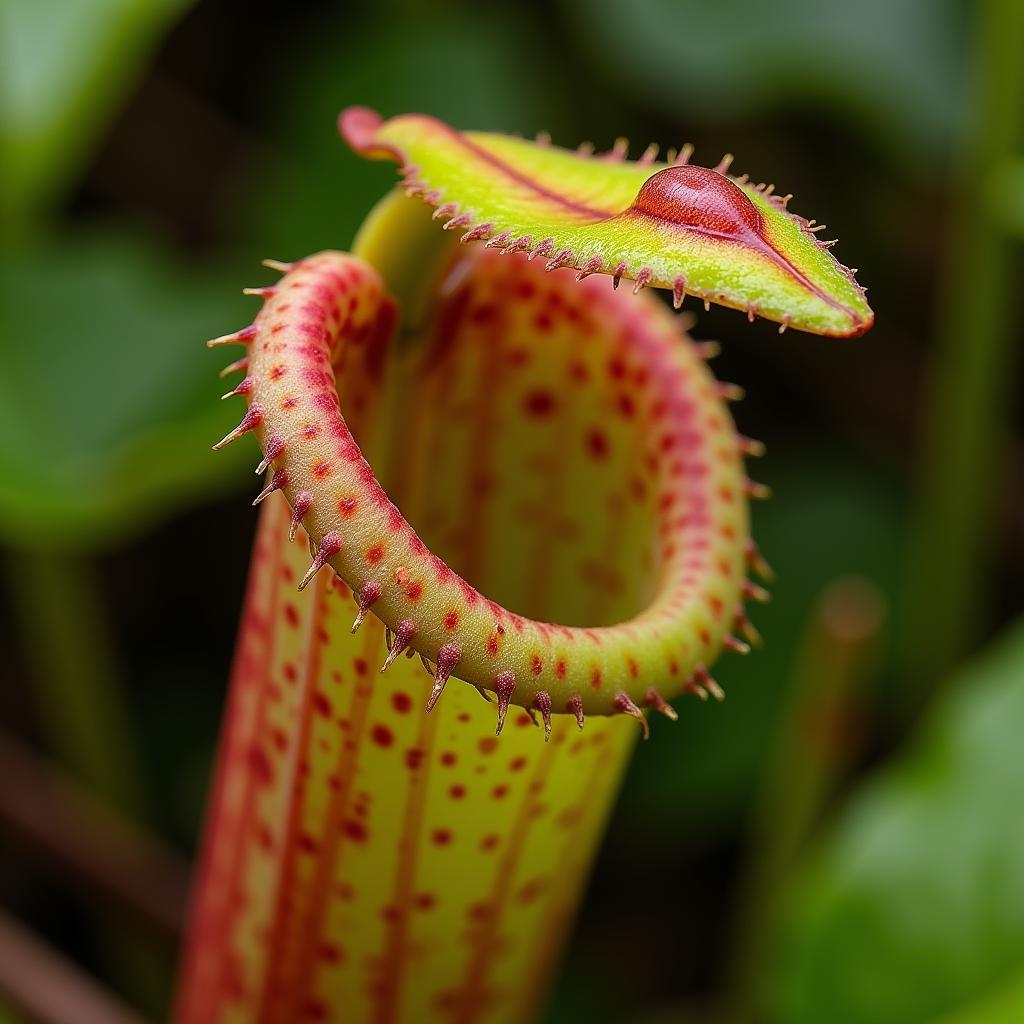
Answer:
632 165 763 237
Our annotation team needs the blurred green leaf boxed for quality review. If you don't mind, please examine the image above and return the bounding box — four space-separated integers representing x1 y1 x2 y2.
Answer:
560 0 965 163
0 0 193 226
770 618 1024 1024
0 999 23 1024
986 159 1024 238
236 4 574 259
936 969 1024 1024
0 230 253 548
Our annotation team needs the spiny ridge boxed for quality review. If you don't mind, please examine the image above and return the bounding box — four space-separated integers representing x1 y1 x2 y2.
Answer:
216 249 770 733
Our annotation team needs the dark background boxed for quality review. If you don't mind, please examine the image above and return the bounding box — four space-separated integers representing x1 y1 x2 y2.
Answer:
0 1 1022 1021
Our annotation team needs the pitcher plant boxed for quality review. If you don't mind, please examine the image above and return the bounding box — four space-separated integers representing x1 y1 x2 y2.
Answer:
175 107 872 1023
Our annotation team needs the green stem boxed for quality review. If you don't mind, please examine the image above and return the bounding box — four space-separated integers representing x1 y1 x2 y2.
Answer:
726 577 886 1022
6 550 147 817
901 0 1024 698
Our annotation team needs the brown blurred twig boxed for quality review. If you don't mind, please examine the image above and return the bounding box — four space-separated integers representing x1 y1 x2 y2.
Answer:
0 907 147 1024
726 577 887 1022
0 731 188 946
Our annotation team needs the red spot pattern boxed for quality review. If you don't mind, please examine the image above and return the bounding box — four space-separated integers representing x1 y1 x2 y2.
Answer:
523 389 556 417
181 238 751 1024
371 724 394 748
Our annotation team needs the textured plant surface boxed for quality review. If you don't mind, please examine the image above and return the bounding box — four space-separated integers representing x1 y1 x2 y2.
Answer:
176 108 871 1023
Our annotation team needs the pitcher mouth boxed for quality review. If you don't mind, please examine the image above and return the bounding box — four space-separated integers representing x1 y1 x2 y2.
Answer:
211 200 770 737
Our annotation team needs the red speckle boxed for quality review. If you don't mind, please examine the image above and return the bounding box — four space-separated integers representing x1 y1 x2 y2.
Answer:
555 660 567 679
510 756 527 772
478 737 498 755
338 495 357 517
440 751 457 766
318 942 344 964
486 635 499 656
480 834 500 851
558 806 585 829
467 901 494 922
354 657 368 675
312 459 332 479
406 581 423 602
432 828 452 846
371 724 394 748
628 658 639 678
531 654 543 676
449 785 466 800
313 692 333 716
343 820 368 842
416 893 437 910
591 668 602 688
255 822 273 851
284 603 299 627
585 429 609 459
405 748 424 770
492 784 508 799
523 389 557 417
248 745 273 786
443 609 459 630
366 544 384 564
608 357 627 380
392 692 412 714
517 877 546 904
